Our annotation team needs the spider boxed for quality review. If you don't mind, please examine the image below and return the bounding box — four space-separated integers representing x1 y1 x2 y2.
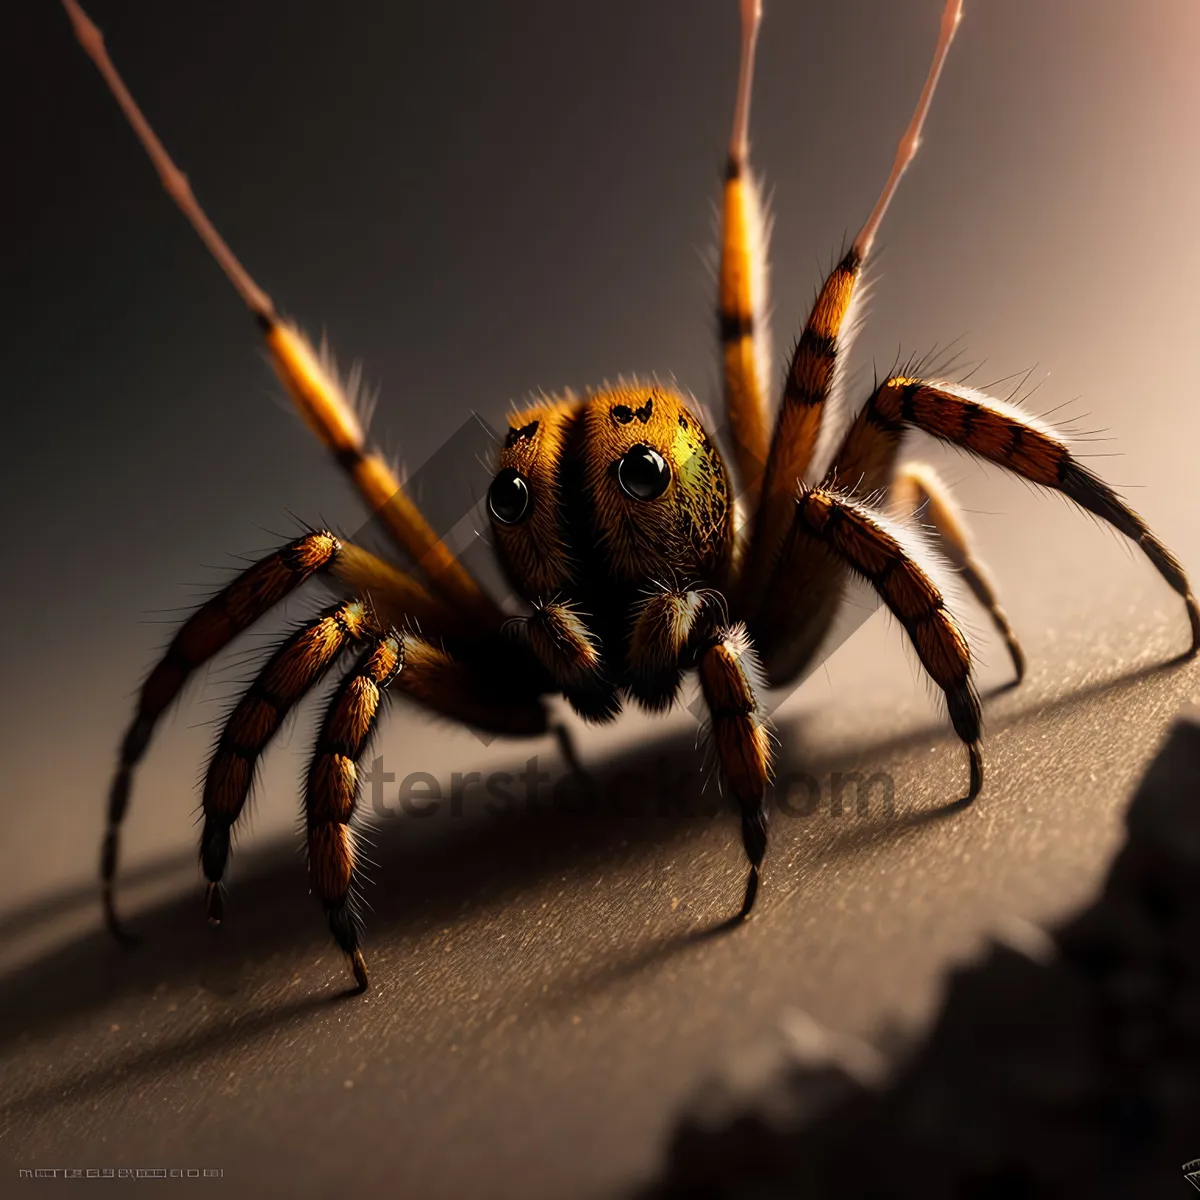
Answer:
66 0 1198 994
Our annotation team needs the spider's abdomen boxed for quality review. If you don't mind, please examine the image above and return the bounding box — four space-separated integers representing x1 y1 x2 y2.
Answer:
488 386 734 613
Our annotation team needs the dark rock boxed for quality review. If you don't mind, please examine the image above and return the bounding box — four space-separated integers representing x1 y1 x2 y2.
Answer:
639 715 1200 1200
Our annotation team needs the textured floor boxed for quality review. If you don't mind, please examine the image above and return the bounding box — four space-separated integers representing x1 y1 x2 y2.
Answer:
2 556 1198 1196
643 716 1200 1199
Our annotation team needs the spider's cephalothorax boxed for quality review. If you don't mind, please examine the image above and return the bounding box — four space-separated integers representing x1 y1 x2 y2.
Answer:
488 387 737 720
68 0 1198 993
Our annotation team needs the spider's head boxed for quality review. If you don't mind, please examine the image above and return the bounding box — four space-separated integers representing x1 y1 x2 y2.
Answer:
487 385 734 603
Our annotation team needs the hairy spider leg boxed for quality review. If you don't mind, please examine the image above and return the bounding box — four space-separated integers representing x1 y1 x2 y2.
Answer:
307 630 550 991
739 0 964 613
103 532 337 940
305 632 402 994
102 533 453 941
833 377 1200 655
890 461 1025 683
783 486 983 802
697 624 774 917
61 0 501 626
200 599 375 923
518 600 622 723
718 0 774 510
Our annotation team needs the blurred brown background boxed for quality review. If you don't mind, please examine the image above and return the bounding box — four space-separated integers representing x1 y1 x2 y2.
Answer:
5 1 1199 1195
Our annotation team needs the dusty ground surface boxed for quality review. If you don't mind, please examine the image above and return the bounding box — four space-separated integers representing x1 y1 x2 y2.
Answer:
2 554 1198 1197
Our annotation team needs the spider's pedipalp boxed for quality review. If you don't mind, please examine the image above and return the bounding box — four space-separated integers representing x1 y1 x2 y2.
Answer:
200 599 374 918
891 461 1025 683
63 0 501 628
516 601 621 724
626 586 724 713
102 531 340 941
838 376 1199 656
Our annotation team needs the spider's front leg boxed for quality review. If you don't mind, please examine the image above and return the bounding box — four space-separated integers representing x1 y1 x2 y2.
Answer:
306 631 548 992
62 0 502 628
697 624 774 919
623 585 770 917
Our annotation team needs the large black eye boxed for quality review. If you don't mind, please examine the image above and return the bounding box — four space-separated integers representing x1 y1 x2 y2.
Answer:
617 444 671 501
488 467 532 524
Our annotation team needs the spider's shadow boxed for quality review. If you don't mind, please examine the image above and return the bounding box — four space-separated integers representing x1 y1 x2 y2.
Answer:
1 722 748 1011
0 649 1190 1085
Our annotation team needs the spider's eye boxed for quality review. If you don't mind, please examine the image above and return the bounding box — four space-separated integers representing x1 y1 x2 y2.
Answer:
488 467 532 525
617 444 671 502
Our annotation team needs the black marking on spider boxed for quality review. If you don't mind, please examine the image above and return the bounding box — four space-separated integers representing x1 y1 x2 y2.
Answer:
960 400 981 437
839 246 864 274
719 311 755 341
798 327 837 362
871 557 901 588
505 419 540 447
865 401 903 432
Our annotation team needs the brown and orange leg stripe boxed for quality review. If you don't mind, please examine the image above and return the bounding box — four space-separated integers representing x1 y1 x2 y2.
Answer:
61 1 496 632
697 623 773 918
200 598 371 921
719 157 770 507
742 248 863 610
102 531 340 941
719 0 769 507
891 463 1026 684
305 631 403 993
862 378 1199 655
791 487 983 801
